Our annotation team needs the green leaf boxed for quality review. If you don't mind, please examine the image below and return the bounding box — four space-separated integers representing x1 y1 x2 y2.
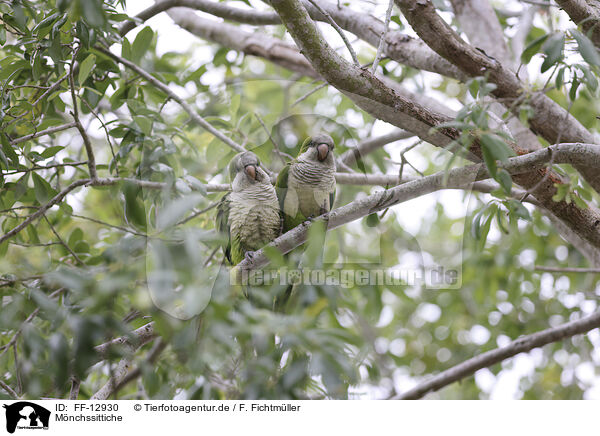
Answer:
133 115 153 136
132 26 154 63
497 169 512 195
0 148 8 170
569 77 580 101
68 227 84 246
123 182 147 230
0 241 7 257
80 0 105 27
365 213 379 227
0 26 5 46
49 34 62 65
156 193 207 230
78 54 96 85
1 134 19 166
478 208 495 250
32 173 56 204
541 33 564 73
481 143 497 177
122 38 132 60
41 146 65 159
555 66 565 90
571 30 600 66
507 199 531 221
390 15 402 26
521 34 549 64
480 134 515 163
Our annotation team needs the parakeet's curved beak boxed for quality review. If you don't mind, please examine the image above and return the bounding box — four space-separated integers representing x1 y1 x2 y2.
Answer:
317 143 329 161
244 165 257 180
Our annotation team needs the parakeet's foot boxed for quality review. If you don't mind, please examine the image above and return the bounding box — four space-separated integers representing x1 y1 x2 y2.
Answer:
244 251 254 262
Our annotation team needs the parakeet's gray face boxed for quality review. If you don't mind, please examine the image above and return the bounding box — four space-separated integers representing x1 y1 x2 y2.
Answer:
298 134 335 166
230 151 268 190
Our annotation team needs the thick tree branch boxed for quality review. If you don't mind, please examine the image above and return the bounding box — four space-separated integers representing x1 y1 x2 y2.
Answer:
450 0 540 151
167 9 456 120
266 0 600 251
554 0 600 49
120 0 281 36
91 356 134 400
393 309 600 399
91 323 159 400
94 322 156 358
130 0 464 80
541 211 600 268
234 143 600 275
112 339 167 396
395 0 600 194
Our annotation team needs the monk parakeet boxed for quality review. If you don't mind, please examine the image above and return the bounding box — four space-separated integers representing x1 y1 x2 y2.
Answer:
217 151 281 266
274 134 336 310
275 134 336 232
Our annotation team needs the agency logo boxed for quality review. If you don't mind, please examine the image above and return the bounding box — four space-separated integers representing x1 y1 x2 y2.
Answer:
2 402 50 434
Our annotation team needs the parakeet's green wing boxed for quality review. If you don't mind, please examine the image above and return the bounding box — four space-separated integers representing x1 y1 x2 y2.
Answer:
216 194 232 264
275 163 290 212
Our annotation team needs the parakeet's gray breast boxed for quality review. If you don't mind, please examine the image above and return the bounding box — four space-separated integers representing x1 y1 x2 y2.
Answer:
229 185 280 250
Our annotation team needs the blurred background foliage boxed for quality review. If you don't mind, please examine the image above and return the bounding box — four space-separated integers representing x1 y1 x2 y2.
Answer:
0 0 599 400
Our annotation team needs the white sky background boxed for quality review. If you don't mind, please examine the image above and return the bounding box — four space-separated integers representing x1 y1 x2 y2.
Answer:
116 0 600 400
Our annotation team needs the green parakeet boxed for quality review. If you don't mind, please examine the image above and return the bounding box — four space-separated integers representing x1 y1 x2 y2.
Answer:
217 151 281 266
274 134 336 310
275 133 337 232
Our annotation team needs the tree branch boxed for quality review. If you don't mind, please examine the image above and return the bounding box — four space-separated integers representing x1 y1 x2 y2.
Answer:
120 0 282 36
305 0 359 65
94 322 156 358
266 0 600 251
395 0 600 194
554 0 600 49
0 379 18 399
9 122 77 145
393 309 600 399
69 45 98 181
234 143 600 276
128 0 465 80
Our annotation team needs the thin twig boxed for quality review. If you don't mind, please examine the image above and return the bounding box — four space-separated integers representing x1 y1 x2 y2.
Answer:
306 0 360 65
42 215 84 265
372 0 394 73
10 122 78 145
2 160 88 176
0 379 18 399
176 201 220 226
68 44 98 181
71 213 149 237
291 82 327 107
254 114 294 164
